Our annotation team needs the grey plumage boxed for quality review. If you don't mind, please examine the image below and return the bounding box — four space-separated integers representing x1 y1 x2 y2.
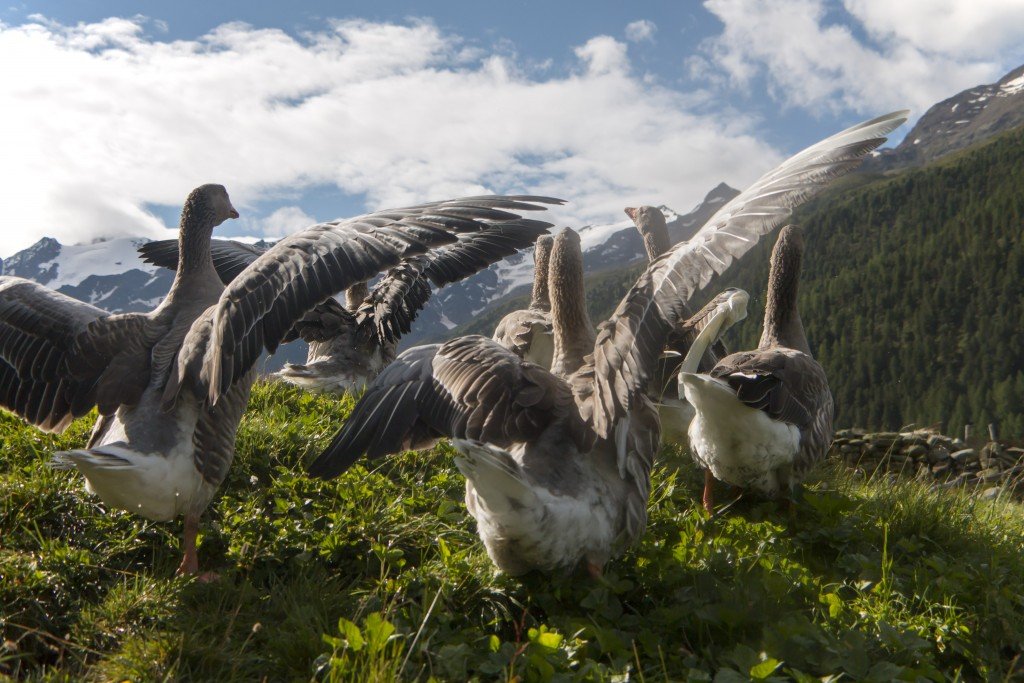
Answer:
687 226 834 493
0 183 242 575
308 232 652 576
1 187 561 575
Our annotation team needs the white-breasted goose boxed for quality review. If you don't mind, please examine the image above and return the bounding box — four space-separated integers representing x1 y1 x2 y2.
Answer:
680 225 834 511
625 204 747 444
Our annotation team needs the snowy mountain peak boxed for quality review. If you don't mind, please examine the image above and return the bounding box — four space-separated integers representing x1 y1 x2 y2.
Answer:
3 236 171 313
866 62 1024 171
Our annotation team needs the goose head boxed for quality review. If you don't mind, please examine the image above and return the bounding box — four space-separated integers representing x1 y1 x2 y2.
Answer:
182 184 239 235
624 206 670 261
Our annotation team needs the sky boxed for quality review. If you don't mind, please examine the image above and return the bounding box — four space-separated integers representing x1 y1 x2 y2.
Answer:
1 0 1023 256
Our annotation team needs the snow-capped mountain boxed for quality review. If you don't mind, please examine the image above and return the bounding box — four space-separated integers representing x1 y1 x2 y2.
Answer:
3 236 174 313
866 63 1024 171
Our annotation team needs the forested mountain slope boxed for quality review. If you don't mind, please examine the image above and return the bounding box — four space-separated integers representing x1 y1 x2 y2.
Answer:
454 126 1024 437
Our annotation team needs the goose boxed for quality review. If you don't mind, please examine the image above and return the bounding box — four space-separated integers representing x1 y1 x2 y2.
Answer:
295 111 907 576
625 205 745 444
275 282 396 392
492 236 555 369
0 187 559 575
680 225 833 511
138 223 549 392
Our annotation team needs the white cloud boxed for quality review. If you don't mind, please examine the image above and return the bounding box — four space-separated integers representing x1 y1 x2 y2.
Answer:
845 0 1024 57
574 35 630 76
625 19 656 43
249 205 317 240
698 0 1024 116
0 16 780 256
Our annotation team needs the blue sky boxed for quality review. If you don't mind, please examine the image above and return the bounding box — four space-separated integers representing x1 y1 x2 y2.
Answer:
2 0 1022 255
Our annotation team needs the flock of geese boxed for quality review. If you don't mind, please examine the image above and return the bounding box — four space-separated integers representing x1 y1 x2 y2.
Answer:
0 110 907 578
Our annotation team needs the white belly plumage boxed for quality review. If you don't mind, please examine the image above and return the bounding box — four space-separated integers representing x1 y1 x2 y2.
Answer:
681 374 800 497
53 400 211 522
452 439 616 575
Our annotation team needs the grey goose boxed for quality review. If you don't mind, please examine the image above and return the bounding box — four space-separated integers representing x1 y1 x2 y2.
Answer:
138 222 549 392
0 186 560 575
680 225 833 511
491 235 555 370
300 111 907 576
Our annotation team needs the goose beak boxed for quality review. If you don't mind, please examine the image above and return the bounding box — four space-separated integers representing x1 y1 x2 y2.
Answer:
624 207 637 221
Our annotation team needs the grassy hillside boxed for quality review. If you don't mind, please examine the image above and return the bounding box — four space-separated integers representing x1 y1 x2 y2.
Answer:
453 126 1024 438
3 381 1024 680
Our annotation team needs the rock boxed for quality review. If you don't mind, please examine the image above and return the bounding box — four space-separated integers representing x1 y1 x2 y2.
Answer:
927 434 953 448
980 443 1005 467
931 463 951 477
942 473 971 489
951 448 977 464
981 486 1003 501
980 468 1003 484
927 446 951 464
905 444 928 458
869 432 900 448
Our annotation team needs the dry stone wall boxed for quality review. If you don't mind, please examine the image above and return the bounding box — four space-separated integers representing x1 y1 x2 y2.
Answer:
831 428 1024 500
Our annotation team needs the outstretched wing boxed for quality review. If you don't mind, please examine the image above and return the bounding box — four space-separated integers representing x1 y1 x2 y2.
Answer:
140 238 357 347
358 221 550 344
170 196 561 405
0 277 156 432
307 335 591 479
138 238 268 285
589 110 908 438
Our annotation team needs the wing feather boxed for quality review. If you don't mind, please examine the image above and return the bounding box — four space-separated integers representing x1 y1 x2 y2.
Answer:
0 277 156 431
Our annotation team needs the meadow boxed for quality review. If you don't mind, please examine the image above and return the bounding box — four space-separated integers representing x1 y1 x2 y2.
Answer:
2 381 1023 681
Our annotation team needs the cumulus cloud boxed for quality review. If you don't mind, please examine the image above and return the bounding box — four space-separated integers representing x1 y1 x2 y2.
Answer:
249 206 318 240
0 16 780 256
574 35 630 75
625 20 657 43
697 0 1024 116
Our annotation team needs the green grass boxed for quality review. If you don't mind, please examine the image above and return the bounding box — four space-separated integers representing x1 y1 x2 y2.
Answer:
2 381 1024 681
